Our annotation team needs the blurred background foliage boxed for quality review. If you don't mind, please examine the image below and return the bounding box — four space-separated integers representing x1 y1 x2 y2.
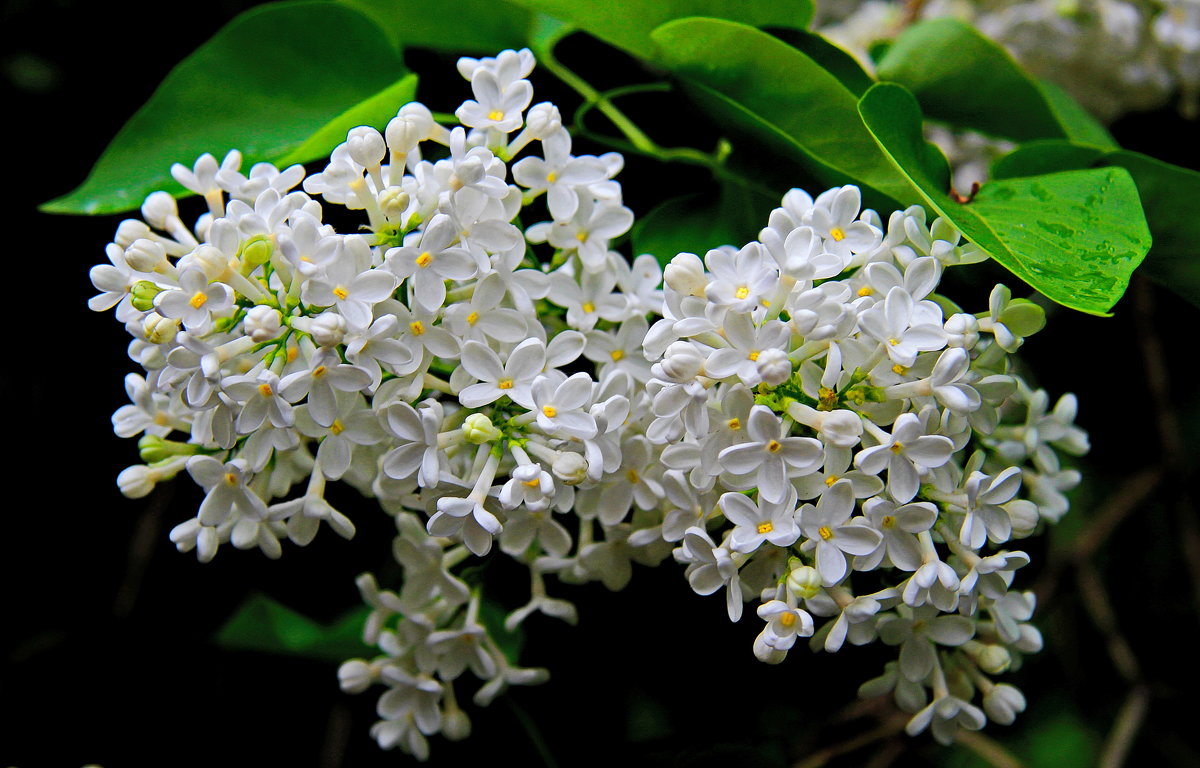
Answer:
3 0 1199 765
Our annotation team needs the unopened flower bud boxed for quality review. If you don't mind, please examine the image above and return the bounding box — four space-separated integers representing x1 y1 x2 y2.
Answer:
130 281 163 312
115 219 153 248
982 683 1026 725
184 244 229 280
815 409 864 449
117 465 155 498
552 451 589 485
141 190 178 230
239 234 273 271
347 126 386 169
125 239 168 273
976 644 1013 675
379 187 409 220
337 659 376 694
245 305 283 342
664 252 706 297
945 313 980 349
657 341 704 381
142 312 179 345
442 708 472 741
787 564 822 599
463 413 501 444
310 312 347 347
756 348 792 386
524 103 562 138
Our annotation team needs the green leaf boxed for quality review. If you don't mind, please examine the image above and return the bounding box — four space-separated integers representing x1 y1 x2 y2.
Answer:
993 143 1200 308
876 18 1114 146
634 181 776 267
991 140 1104 181
337 0 532 53
764 27 876 97
42 1 409 215
859 83 1151 316
1104 150 1200 307
1034 78 1118 150
280 73 418 166
650 18 916 210
508 0 813 59
215 592 373 664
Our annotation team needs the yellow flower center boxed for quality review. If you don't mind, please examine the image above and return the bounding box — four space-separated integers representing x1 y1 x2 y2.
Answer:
582 302 595 313
312 365 327 378
542 405 557 418
610 349 624 361
818 526 833 541
416 251 433 268
466 311 479 326
189 291 208 309
627 468 641 484
857 286 873 297
330 419 344 436
735 286 750 300
747 350 760 361
830 227 846 241
779 612 797 628
224 472 238 486
890 442 905 454
497 378 514 390
892 364 908 375
727 418 741 430
825 475 839 487
576 231 589 243
766 440 783 453
546 171 558 183
488 109 505 122
522 477 542 488
257 383 274 398
409 321 425 335
332 286 349 300
881 515 896 529
757 521 774 534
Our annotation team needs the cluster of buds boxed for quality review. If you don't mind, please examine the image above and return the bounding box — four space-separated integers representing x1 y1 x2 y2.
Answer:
89 47 1087 759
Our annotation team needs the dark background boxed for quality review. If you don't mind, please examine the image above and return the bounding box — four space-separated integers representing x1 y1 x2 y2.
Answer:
4 1 1200 766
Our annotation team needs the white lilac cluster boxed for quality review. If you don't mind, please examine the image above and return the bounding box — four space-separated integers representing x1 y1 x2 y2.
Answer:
816 0 1200 120
89 48 1088 759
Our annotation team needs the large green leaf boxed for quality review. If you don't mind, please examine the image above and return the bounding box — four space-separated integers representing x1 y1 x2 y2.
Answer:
764 27 875 97
43 1 410 215
876 18 1115 147
990 140 1105 181
338 0 532 52
650 18 916 211
1104 151 1200 305
280 73 418 166
634 182 776 266
215 592 373 664
993 143 1200 307
859 83 1150 316
508 0 813 59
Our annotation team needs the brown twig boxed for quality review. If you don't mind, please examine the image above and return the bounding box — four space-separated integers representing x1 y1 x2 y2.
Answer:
1076 563 1141 685
1034 467 1162 606
1132 278 1200 618
956 730 1029 768
791 714 908 768
1098 686 1151 768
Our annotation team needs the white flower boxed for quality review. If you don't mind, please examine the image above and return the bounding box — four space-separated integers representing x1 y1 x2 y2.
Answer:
719 487 801 553
457 338 546 409
718 405 823 503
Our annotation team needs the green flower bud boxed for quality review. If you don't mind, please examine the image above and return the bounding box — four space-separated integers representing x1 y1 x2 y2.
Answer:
138 435 199 464
787 564 822 600
239 234 273 272
130 280 163 312
463 413 501 444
